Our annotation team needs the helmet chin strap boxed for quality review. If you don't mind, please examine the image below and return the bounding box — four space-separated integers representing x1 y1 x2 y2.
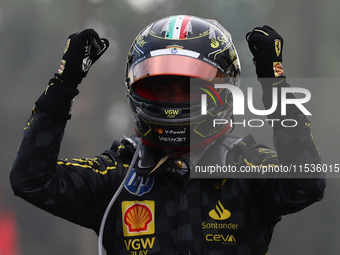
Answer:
98 139 143 255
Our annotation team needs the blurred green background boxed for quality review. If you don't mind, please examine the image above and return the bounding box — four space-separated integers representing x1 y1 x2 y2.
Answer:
1 0 339 254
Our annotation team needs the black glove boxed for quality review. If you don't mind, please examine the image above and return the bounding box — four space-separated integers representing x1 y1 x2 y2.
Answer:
35 29 109 120
246 25 284 78
55 28 109 87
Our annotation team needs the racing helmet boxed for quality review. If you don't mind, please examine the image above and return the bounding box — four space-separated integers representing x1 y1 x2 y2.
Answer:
126 15 241 149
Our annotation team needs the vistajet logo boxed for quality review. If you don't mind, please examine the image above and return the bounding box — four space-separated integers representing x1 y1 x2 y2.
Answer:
201 84 311 128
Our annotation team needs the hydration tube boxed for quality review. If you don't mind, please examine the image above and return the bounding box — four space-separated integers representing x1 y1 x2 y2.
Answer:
98 138 143 255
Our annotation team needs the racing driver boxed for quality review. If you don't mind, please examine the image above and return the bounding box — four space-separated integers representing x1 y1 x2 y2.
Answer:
10 15 326 255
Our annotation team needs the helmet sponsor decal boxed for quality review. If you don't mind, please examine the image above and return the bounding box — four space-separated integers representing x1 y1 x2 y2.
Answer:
155 127 164 135
124 169 154 196
163 109 181 118
150 48 200 58
211 38 220 48
158 136 187 143
122 200 155 237
229 48 236 61
156 128 186 135
156 125 187 144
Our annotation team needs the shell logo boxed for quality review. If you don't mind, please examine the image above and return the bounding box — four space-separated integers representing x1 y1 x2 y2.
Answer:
122 201 155 237
273 62 284 77
125 204 152 231
155 127 163 135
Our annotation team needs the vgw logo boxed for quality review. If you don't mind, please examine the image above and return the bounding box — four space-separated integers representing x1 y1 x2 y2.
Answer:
200 84 311 128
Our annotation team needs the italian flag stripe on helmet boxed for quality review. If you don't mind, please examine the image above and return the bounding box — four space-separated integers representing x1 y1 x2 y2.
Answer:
165 15 193 39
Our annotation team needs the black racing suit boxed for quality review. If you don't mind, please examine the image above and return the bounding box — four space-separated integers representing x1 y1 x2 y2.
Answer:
10 80 326 255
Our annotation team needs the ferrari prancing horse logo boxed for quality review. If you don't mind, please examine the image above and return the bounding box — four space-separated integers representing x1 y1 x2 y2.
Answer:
275 39 281 57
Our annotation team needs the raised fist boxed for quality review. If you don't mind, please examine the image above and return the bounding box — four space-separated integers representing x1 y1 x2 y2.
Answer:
56 28 109 87
246 25 284 78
